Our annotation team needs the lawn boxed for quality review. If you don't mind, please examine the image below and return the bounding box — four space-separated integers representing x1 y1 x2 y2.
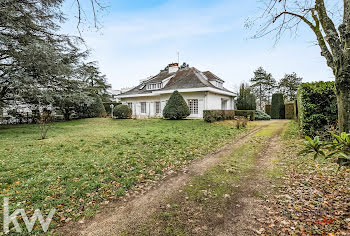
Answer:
0 118 249 233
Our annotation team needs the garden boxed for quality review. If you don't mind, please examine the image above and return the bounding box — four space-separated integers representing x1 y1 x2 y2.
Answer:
0 118 253 233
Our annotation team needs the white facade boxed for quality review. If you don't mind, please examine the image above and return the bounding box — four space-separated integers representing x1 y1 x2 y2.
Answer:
116 64 236 119
118 89 235 119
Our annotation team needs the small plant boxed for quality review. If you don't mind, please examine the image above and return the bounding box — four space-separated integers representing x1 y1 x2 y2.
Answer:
299 136 325 159
236 118 248 129
39 109 52 140
299 132 350 168
236 119 241 129
114 104 132 119
241 118 248 127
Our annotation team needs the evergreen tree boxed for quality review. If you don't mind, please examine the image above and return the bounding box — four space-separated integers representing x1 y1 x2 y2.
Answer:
236 84 257 110
163 91 190 120
265 74 277 105
250 67 272 110
278 72 303 101
80 62 110 95
271 93 285 119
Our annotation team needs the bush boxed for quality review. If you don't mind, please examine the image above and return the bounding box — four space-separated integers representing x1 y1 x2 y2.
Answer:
300 132 350 168
163 91 190 120
114 104 132 119
235 110 255 121
297 82 338 137
255 110 271 120
86 95 106 118
271 93 285 119
236 117 248 129
104 102 121 115
203 110 235 123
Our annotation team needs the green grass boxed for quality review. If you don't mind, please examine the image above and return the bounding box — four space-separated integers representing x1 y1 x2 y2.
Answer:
282 120 300 140
127 122 283 235
0 118 248 234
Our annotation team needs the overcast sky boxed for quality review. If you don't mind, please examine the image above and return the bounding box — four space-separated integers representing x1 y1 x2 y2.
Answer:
62 0 334 91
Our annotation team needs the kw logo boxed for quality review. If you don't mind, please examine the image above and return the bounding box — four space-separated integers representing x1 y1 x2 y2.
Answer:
3 198 56 234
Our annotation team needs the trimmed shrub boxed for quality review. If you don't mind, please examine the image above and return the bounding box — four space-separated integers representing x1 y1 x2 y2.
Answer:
104 102 121 114
163 90 190 120
265 105 271 116
114 104 132 119
271 93 285 119
255 110 271 120
285 103 296 120
235 110 255 121
203 110 235 123
297 81 338 136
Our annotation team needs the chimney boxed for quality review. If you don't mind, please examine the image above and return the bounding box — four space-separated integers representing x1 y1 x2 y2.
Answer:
168 63 179 73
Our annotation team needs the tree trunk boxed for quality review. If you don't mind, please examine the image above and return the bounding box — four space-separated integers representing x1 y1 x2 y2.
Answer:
335 73 350 133
259 84 262 110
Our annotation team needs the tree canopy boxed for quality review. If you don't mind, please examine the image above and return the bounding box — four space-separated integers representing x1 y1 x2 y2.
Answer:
0 0 111 122
253 0 350 132
279 72 303 102
250 67 276 109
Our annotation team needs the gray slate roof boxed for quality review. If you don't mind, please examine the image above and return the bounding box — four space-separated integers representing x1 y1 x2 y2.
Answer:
120 67 233 96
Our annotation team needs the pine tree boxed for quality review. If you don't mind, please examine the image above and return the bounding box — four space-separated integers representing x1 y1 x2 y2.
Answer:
278 73 303 101
250 67 272 110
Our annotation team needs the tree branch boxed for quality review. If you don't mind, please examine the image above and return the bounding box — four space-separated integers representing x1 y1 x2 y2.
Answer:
273 11 316 30
315 0 342 57
273 9 335 70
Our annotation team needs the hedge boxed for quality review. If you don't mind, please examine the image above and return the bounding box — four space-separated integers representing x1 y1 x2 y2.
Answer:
203 110 235 123
235 110 255 121
271 93 285 119
297 81 338 136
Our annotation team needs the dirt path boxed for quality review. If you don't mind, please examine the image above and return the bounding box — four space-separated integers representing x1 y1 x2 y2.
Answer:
60 120 287 236
213 121 287 236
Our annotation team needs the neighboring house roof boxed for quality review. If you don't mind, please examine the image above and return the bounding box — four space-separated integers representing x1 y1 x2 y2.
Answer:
118 67 234 98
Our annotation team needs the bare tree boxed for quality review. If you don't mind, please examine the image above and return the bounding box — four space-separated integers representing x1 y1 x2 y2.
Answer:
253 0 350 133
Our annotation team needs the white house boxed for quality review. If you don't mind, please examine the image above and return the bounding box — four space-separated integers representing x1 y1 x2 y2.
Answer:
116 63 236 119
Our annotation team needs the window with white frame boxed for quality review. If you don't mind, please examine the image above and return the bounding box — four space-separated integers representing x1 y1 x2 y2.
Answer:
155 102 161 114
216 81 223 88
146 83 162 90
188 99 198 115
127 102 133 110
141 102 147 113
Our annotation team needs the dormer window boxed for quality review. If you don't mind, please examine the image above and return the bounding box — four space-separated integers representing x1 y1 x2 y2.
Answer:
146 82 162 90
215 81 223 89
